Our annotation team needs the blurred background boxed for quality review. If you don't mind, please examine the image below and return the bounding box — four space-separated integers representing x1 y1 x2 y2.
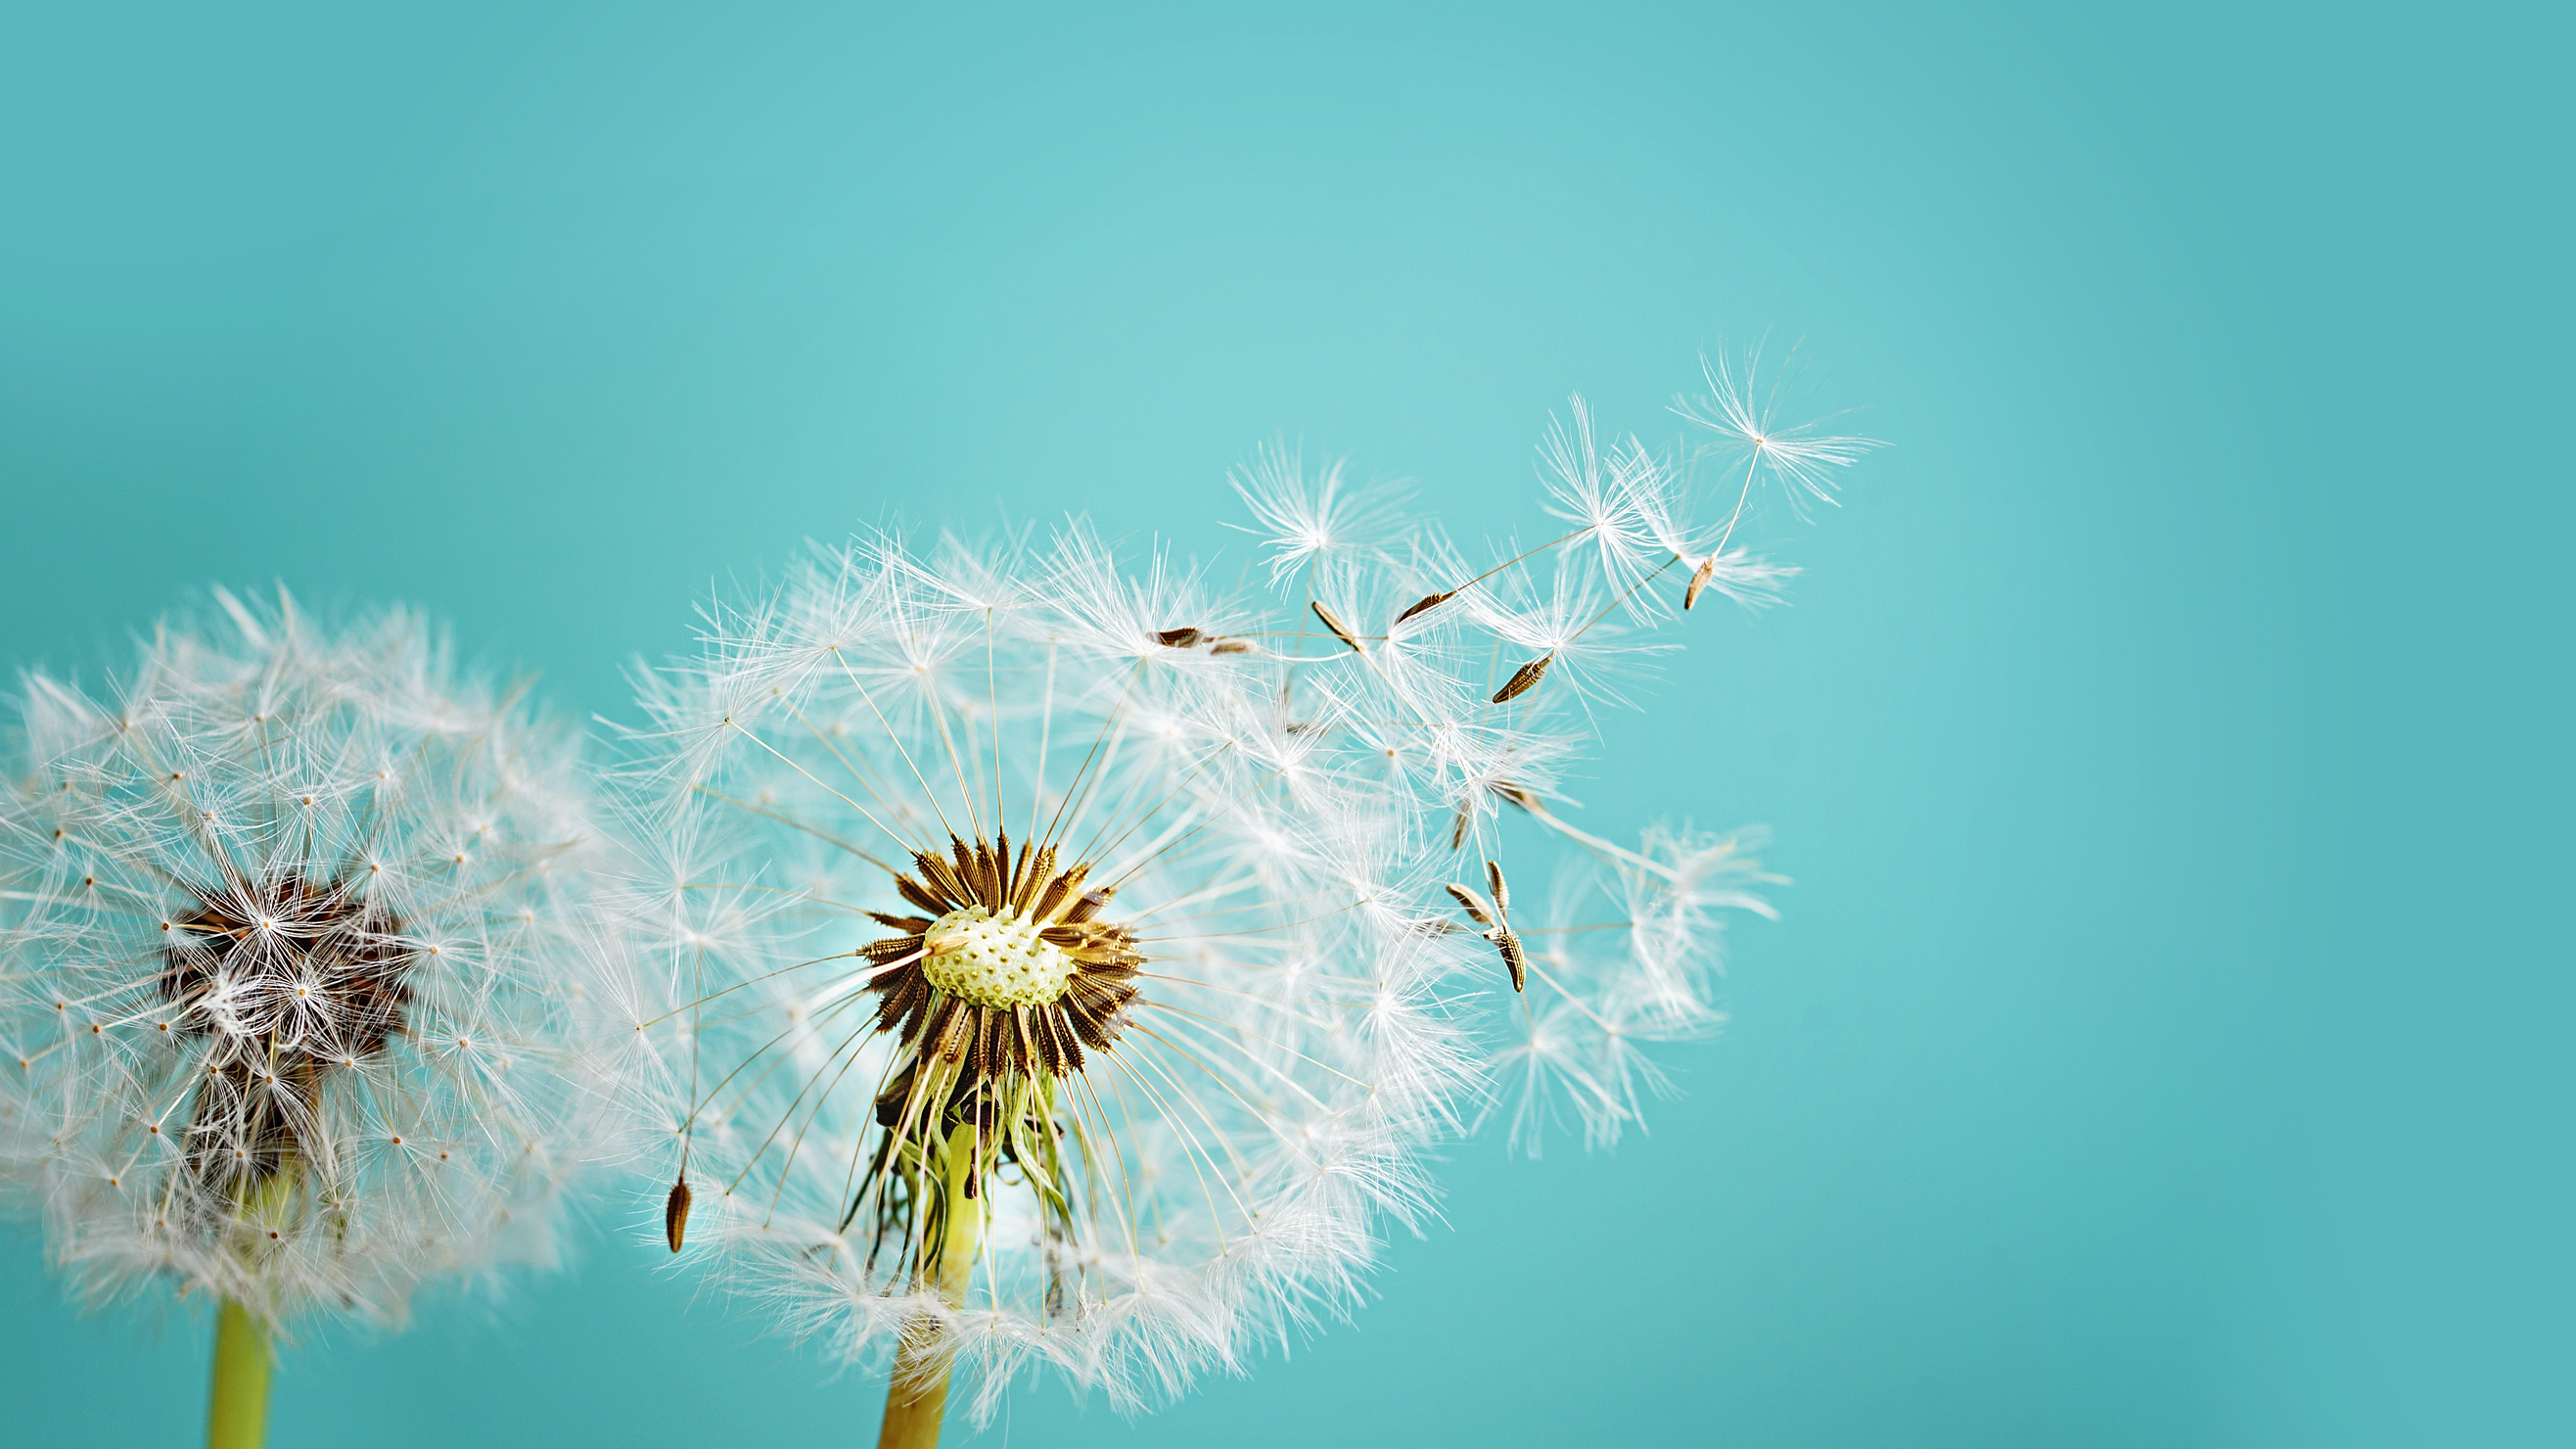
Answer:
2 3 2566 1445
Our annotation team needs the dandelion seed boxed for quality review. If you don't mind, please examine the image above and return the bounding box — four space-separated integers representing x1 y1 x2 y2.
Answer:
1494 927 1529 994
1684 556 1719 611
1445 883 1496 927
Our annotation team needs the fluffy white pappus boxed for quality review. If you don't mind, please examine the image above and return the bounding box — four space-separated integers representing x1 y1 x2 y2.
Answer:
1228 442 1409 585
605 526 1477 1420
1673 346 1885 521
1223 366 1853 1156
1232 374 1852 796
1481 819 1783 1155
0 589 614 1330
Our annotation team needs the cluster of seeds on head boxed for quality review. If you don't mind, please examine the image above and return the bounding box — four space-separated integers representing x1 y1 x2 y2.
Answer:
156 874 415 1192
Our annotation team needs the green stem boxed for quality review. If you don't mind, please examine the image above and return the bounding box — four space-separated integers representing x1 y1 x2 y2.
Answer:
878 1118 985 1449
207 1300 271 1449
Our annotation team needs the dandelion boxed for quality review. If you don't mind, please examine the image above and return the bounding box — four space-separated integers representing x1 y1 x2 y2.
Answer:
607 530 1469 1440
609 355 1876 1442
0 589 609 1447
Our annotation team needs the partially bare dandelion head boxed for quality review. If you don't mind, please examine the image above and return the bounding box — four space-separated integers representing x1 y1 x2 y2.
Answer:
610 529 1467 1418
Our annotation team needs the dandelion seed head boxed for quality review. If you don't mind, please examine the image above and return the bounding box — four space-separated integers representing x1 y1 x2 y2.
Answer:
0 588 616 1329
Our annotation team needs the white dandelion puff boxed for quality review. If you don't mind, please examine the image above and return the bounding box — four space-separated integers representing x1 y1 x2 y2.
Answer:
0 588 613 1332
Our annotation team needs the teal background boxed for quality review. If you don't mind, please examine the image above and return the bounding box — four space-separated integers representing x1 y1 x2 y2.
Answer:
2 3 2566 1445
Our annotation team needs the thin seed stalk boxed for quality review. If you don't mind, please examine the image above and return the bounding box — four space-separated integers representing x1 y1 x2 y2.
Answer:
879 1117 987 1449
207 1300 271 1449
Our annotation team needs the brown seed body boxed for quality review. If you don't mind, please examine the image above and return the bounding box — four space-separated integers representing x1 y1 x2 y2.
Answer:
1310 601 1365 653
666 1177 693 1252
1394 591 1454 626
1152 627 1206 648
1445 882 1496 928
1495 927 1529 993
1491 654 1553 704
1684 555 1719 611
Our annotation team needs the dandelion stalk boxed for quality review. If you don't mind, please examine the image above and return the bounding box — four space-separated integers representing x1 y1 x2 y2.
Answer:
206 1300 270 1449
879 1118 986 1449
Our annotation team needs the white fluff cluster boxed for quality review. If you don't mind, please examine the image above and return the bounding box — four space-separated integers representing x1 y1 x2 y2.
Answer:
606 350 1875 1416
0 590 607 1328
1242 351 1876 1151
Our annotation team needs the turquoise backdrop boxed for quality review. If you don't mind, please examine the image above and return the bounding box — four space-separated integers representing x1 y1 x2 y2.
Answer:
2 3 2566 1445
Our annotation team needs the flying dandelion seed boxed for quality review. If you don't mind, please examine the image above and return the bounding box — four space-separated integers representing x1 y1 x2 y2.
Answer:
0 589 611 1445
1673 344 1885 526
